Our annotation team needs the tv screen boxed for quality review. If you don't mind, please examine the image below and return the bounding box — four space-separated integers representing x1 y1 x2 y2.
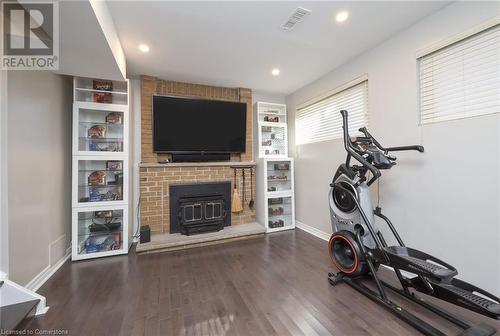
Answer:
153 95 247 153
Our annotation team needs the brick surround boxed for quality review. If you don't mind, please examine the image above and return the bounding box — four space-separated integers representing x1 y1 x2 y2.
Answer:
140 165 256 233
139 76 255 234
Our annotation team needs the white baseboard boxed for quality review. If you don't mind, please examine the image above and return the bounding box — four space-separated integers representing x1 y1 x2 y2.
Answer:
5 245 71 316
295 220 331 241
26 247 70 293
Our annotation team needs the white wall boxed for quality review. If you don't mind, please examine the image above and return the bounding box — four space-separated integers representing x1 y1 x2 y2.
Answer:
7 71 73 286
252 91 286 105
286 2 500 294
89 0 126 80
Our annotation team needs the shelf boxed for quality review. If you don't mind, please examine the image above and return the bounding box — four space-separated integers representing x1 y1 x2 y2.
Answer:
75 87 128 95
267 225 294 233
267 179 288 182
258 111 286 115
74 101 128 110
72 76 130 261
75 100 128 108
268 213 292 218
79 121 123 127
78 217 122 223
78 228 122 237
79 137 123 142
78 169 123 173
139 161 256 168
79 184 123 188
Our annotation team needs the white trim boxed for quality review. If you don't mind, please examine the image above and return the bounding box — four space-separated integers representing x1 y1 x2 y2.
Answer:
25 248 70 293
0 69 8 278
296 74 368 110
295 220 331 241
416 15 500 58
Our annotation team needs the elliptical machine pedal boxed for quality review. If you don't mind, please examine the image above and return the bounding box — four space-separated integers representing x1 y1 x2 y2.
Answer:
326 110 499 336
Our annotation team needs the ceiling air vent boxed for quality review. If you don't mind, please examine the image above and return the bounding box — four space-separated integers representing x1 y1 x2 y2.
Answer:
280 7 311 31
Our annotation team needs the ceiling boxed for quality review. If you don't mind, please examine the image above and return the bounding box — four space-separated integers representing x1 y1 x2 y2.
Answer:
107 1 450 95
57 1 124 80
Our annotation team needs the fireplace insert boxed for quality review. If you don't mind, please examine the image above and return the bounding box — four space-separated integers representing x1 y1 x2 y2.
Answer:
169 182 231 235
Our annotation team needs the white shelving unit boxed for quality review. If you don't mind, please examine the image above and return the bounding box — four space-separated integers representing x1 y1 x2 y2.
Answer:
71 77 130 261
254 102 288 159
256 158 295 233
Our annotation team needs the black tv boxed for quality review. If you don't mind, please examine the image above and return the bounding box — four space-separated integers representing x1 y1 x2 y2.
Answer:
153 95 247 154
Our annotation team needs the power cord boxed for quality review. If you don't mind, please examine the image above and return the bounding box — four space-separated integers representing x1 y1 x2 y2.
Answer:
133 196 141 238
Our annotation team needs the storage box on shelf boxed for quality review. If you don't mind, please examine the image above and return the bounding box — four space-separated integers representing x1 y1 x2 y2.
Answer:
254 102 288 158
71 77 130 261
256 158 295 232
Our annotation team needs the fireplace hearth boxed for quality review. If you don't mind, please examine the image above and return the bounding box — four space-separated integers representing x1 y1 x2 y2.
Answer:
169 181 231 235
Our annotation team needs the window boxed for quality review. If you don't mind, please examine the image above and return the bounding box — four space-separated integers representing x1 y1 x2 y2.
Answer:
419 24 500 124
296 79 368 145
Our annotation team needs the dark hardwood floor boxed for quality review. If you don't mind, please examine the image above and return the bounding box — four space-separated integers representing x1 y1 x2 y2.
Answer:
20 229 500 335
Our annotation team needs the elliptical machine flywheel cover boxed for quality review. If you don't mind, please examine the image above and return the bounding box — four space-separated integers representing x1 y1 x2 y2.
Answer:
332 182 357 213
328 230 366 276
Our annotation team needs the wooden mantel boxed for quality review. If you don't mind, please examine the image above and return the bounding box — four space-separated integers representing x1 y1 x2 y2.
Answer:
139 161 256 168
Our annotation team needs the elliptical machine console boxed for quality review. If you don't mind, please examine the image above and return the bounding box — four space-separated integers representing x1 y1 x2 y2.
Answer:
328 110 500 336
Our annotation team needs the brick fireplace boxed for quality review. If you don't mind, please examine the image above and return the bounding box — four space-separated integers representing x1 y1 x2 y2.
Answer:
139 76 256 235
139 163 255 234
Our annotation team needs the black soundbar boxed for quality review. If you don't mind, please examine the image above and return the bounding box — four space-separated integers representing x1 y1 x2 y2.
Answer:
170 153 231 163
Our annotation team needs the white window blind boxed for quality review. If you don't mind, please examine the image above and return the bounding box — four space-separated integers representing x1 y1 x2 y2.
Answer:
296 80 368 145
419 24 500 124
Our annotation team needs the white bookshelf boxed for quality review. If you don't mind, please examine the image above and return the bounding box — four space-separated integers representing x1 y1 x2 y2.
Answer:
71 77 130 261
256 158 295 233
254 102 288 159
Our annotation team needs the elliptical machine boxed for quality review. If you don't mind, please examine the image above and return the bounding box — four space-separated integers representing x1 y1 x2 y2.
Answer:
328 110 500 336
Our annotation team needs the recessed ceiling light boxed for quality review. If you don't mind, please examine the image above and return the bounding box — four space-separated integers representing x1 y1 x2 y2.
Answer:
138 44 150 53
335 11 349 23
271 68 280 76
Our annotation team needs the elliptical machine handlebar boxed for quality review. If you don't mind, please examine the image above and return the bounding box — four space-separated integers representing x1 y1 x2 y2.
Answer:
386 145 425 153
358 127 425 154
340 110 381 186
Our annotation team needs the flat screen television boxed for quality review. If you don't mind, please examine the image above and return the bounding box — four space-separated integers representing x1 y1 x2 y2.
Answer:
153 95 247 154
